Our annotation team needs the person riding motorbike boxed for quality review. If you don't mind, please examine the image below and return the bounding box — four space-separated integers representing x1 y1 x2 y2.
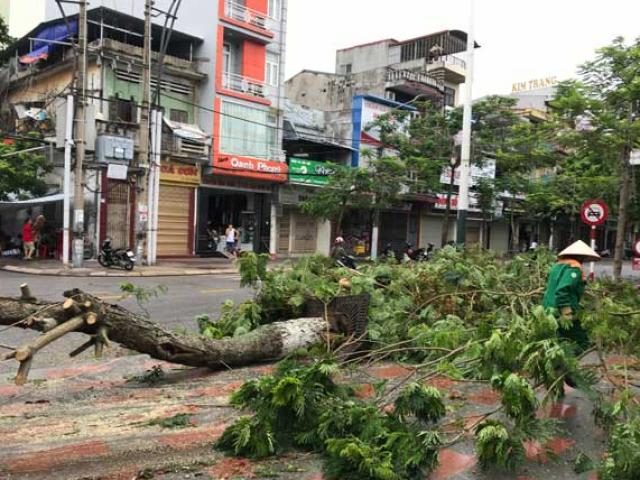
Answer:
331 236 356 269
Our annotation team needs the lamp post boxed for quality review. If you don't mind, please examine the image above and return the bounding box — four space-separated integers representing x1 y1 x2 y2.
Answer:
455 0 476 245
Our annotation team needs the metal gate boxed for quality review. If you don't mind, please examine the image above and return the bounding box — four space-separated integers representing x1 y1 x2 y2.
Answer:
106 181 131 249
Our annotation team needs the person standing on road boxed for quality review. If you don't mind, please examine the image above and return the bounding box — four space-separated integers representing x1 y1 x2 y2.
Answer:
543 240 601 353
22 217 35 260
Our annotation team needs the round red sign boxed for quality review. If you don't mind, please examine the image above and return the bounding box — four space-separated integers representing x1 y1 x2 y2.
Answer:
581 200 609 226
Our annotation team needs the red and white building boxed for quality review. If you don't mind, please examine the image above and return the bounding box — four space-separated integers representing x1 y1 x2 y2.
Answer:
197 0 288 254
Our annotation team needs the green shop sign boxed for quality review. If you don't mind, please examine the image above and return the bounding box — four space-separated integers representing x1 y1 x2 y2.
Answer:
288 158 335 185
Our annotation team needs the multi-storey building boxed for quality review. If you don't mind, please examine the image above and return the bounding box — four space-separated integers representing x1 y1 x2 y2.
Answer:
0 7 208 258
285 31 486 256
0 0 288 258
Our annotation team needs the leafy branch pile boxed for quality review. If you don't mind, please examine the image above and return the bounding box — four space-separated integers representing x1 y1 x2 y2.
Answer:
217 359 444 480
206 249 640 477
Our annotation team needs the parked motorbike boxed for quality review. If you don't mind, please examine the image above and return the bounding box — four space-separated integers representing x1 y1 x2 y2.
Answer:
206 226 221 252
97 238 135 270
381 243 397 261
403 243 433 262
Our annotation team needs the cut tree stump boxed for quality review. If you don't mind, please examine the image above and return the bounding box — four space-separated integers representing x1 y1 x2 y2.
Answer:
0 289 330 384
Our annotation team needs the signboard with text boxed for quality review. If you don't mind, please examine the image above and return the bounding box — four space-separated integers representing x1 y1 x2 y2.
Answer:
288 158 335 186
440 159 496 187
214 155 288 182
160 161 200 185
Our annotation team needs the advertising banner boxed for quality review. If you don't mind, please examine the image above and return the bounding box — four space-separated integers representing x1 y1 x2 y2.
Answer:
288 158 335 185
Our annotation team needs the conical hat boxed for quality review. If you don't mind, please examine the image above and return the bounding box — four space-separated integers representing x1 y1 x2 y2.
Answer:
558 240 601 261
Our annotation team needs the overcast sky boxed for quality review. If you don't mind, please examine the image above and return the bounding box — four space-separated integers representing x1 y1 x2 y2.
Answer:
285 0 640 97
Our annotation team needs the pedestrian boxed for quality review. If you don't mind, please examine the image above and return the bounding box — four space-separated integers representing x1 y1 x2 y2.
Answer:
33 214 45 257
22 217 35 260
543 240 601 354
225 224 237 258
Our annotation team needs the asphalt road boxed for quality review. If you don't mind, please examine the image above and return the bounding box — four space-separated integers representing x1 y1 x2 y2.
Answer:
0 271 252 368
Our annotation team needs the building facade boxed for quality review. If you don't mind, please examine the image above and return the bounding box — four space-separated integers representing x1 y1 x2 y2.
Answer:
1 0 288 259
285 31 486 256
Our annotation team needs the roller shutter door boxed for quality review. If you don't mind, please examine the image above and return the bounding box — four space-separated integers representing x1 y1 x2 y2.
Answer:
292 213 317 253
158 185 191 256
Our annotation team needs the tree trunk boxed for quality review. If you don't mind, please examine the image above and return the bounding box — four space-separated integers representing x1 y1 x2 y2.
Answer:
614 146 632 280
0 290 328 384
441 165 456 247
509 196 519 253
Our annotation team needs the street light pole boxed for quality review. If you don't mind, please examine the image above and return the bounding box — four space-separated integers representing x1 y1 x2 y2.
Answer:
456 0 476 245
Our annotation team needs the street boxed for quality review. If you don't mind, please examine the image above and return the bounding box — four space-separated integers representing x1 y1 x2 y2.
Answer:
0 270 252 368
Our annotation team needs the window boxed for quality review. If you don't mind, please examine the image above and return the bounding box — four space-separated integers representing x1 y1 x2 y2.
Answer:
444 86 456 107
266 52 279 87
221 101 276 159
109 95 137 123
341 63 352 75
268 0 281 19
170 109 189 123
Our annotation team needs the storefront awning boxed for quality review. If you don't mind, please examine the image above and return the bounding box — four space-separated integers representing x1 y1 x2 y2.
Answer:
163 118 210 143
0 193 64 207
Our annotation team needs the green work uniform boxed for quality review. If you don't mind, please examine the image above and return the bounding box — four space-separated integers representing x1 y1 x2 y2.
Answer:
542 261 590 352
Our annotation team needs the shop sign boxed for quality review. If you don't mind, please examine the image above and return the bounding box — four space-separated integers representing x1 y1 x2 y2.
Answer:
433 193 482 213
216 155 288 182
440 159 496 187
288 158 335 185
160 161 200 185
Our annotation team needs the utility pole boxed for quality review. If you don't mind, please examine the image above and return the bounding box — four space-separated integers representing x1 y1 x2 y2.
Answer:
72 0 88 267
136 0 153 263
455 0 476 245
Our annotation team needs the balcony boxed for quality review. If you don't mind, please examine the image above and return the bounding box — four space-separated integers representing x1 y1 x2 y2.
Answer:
426 55 467 84
385 68 445 103
222 72 266 99
223 0 272 36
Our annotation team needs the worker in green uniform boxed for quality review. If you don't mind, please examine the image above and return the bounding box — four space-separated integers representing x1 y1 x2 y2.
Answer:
543 240 601 353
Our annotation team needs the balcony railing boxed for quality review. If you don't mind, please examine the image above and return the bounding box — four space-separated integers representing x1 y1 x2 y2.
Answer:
430 55 466 70
385 68 444 91
222 72 266 98
224 0 268 30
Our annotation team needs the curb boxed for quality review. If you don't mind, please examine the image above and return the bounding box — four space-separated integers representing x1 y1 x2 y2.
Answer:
0 265 239 277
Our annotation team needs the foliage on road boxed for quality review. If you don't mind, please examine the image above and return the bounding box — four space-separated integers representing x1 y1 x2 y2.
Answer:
208 249 640 477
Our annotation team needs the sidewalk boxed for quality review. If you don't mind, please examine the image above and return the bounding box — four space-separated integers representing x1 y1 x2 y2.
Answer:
0 257 241 277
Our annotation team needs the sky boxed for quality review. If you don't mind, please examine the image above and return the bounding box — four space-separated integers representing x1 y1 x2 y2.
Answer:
285 0 640 98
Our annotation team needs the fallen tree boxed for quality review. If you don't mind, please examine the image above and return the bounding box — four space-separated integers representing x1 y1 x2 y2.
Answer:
0 287 328 385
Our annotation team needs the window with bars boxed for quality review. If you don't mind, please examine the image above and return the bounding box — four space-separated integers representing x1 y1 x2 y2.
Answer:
170 109 189 123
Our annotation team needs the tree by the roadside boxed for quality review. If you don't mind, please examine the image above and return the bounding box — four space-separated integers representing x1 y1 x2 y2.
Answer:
300 164 373 236
0 136 50 200
548 37 640 279
0 16 14 52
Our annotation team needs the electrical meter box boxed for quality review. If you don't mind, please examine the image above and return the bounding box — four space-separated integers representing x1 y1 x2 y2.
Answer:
95 135 134 164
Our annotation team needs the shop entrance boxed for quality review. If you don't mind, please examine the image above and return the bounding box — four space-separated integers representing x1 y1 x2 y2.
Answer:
196 188 271 254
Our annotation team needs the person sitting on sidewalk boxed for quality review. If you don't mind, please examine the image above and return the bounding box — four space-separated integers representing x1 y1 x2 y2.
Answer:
22 217 35 260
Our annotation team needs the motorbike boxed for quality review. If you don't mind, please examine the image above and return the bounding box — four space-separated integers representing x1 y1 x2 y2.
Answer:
403 243 434 262
336 255 357 269
97 238 135 270
206 227 221 252
381 243 397 261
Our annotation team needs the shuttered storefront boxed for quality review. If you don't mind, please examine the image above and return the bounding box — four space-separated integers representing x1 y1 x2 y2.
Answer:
292 212 317 253
158 185 192 256
157 161 199 257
